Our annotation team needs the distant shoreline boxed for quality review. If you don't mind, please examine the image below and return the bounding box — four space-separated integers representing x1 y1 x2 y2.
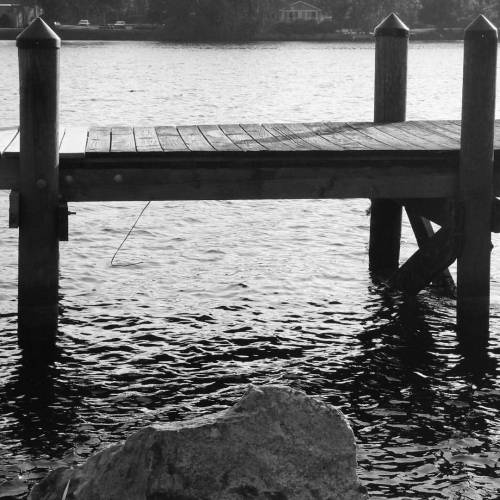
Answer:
0 26 466 42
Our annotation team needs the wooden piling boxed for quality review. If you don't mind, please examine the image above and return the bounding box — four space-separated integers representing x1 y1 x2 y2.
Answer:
16 18 61 351
457 16 497 352
369 13 409 275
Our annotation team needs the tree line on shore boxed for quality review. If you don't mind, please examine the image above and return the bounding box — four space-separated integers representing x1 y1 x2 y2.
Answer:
32 0 500 39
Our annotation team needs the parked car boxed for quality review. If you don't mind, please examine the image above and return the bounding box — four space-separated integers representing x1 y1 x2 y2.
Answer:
77 19 90 27
113 21 126 28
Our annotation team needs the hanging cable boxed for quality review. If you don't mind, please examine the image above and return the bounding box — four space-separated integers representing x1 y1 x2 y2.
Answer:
110 201 151 267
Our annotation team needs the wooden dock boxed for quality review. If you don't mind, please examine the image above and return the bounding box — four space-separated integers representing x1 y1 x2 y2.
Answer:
1 121 500 201
1 14 498 357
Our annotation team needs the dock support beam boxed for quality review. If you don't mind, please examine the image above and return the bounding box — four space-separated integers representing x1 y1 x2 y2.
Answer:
457 16 497 353
17 19 61 351
369 13 409 275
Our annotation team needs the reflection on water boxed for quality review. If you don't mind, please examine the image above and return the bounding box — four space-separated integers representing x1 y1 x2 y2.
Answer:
1 277 499 499
346 288 499 498
0 40 499 498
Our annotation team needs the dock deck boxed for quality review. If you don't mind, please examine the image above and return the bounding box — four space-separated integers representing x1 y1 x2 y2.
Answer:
1 120 500 202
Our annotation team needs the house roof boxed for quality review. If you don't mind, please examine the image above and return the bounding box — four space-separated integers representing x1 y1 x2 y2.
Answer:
282 1 322 11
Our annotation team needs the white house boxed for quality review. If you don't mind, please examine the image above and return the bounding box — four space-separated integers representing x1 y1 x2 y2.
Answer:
279 1 325 24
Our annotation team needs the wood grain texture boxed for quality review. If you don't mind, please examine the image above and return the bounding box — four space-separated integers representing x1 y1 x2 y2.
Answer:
178 125 214 152
156 126 188 152
86 127 111 154
240 124 290 151
263 123 317 151
374 30 407 123
342 122 398 150
111 127 136 153
323 123 372 150
406 122 460 149
301 123 345 150
134 127 162 153
426 121 461 139
199 125 241 151
348 122 412 150
281 123 341 150
373 123 434 150
219 124 266 151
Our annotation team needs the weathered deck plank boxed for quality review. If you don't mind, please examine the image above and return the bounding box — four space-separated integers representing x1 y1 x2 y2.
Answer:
407 122 460 149
332 122 390 150
373 123 435 150
199 125 241 151
281 123 342 150
426 120 462 139
349 122 413 150
178 125 214 152
86 127 111 154
263 123 317 151
320 122 371 150
219 124 266 151
111 127 136 153
301 123 345 150
241 124 289 151
156 126 188 152
134 127 162 153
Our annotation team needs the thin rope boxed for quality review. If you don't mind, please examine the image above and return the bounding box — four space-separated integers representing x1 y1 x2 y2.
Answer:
110 201 151 267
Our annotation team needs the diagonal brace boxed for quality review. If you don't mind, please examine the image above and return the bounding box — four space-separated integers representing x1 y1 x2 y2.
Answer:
389 220 458 296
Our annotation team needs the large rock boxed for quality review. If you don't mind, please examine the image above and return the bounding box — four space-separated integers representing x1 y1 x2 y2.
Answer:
29 385 367 500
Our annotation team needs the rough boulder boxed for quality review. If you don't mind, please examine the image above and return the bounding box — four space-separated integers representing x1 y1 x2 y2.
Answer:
29 385 367 500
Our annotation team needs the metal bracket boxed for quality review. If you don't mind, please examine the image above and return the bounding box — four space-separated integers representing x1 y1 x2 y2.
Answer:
58 200 75 241
9 191 20 228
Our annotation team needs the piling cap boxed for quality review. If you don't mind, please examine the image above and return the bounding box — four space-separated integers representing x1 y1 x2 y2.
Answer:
374 13 409 38
16 17 61 49
465 14 498 40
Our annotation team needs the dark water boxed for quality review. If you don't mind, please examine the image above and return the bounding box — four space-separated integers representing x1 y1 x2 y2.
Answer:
0 41 499 499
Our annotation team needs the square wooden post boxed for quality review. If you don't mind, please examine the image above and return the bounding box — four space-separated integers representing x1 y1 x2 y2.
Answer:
457 16 497 353
17 18 61 351
369 14 409 275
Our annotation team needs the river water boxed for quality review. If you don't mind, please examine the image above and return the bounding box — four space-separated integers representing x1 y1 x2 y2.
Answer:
0 40 499 499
